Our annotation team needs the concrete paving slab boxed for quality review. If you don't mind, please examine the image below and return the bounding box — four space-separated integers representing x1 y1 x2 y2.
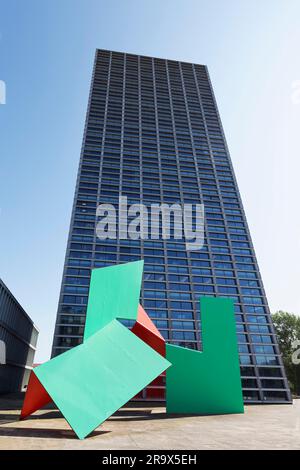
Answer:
0 395 299 450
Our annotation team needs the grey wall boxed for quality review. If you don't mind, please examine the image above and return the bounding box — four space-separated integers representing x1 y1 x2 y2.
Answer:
0 278 38 394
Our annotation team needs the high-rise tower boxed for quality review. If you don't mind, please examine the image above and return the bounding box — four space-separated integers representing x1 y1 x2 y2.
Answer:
51 49 291 403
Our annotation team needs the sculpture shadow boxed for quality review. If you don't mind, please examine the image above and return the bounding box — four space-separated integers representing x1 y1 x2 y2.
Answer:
111 408 234 421
0 425 110 440
0 409 62 424
0 407 110 440
111 409 190 421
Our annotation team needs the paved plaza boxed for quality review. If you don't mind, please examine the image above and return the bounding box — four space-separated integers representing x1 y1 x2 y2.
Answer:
0 394 299 450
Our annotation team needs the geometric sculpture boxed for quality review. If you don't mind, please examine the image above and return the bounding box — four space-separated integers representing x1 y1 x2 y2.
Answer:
20 261 171 439
33 319 169 439
131 304 166 356
166 297 244 415
20 261 243 439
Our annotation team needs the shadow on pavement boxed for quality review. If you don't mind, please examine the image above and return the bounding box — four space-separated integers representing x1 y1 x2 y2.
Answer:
0 410 62 424
0 426 110 440
111 409 202 421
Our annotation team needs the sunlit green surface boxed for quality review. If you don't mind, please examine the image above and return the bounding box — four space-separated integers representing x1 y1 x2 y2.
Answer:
35 319 171 439
84 260 144 340
166 297 244 415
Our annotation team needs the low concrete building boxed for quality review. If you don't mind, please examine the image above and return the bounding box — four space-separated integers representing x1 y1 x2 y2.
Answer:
0 278 38 393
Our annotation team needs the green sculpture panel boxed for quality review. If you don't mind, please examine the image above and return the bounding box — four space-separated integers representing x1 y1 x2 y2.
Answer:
35 319 170 439
166 297 244 415
84 259 144 340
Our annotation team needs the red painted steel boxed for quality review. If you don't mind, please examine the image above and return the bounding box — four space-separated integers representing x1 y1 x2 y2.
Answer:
20 371 52 419
131 304 166 356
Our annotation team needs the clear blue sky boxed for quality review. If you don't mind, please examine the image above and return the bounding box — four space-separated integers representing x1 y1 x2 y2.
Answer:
1 0 300 362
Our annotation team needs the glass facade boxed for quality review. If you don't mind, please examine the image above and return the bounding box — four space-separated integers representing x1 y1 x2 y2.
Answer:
51 49 291 403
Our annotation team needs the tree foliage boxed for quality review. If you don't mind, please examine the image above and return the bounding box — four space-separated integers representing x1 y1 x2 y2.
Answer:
272 311 300 396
